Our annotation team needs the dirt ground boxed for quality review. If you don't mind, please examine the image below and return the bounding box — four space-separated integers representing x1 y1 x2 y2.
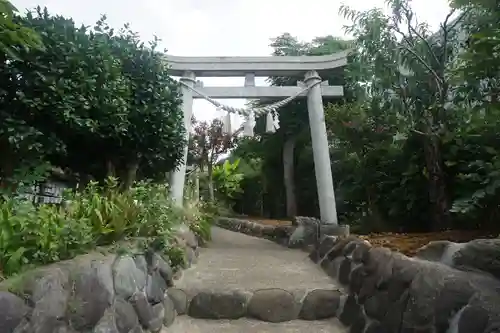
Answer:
244 217 497 256
244 217 293 226
356 230 498 256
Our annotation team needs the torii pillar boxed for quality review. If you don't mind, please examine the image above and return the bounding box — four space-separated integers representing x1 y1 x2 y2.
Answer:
305 70 338 225
170 71 196 206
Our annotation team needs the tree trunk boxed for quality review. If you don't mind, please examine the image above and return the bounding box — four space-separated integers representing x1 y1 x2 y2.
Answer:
283 136 297 217
106 160 116 178
423 134 452 231
0 147 15 191
366 187 385 232
123 160 139 190
208 164 215 202
194 173 200 202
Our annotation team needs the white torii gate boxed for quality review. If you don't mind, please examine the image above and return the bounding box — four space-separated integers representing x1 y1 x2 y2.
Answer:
166 51 349 225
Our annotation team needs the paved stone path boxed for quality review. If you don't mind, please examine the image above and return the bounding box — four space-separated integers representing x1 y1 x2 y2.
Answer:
175 226 337 290
167 226 346 332
168 317 348 332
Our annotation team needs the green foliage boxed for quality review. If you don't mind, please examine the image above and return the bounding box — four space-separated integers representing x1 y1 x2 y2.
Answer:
0 178 194 276
65 178 176 244
232 2 500 233
0 0 44 59
212 159 244 200
189 117 236 203
0 8 184 188
0 197 93 275
163 245 186 270
182 202 218 242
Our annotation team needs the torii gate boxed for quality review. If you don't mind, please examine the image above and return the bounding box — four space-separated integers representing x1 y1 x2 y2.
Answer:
166 51 349 225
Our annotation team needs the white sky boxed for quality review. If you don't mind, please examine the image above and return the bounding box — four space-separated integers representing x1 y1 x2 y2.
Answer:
13 0 451 127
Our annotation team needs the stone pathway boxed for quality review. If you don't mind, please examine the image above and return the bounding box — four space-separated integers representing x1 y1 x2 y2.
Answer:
175 226 336 290
168 317 347 332
166 226 346 332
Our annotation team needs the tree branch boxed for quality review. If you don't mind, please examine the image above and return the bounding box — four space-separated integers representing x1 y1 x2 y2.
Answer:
398 40 444 93
402 6 441 68
443 7 471 34
391 25 443 89
411 128 429 136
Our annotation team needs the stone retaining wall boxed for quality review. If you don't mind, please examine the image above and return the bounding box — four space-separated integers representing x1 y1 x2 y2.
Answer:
216 216 350 249
311 235 500 333
0 224 200 333
415 238 500 280
216 217 295 246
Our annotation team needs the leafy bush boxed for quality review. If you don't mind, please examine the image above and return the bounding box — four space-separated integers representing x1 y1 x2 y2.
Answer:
178 204 213 243
0 177 193 276
67 178 177 244
212 159 244 201
0 197 93 275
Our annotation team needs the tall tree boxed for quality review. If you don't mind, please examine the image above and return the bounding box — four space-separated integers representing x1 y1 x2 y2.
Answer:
340 0 467 230
0 8 185 188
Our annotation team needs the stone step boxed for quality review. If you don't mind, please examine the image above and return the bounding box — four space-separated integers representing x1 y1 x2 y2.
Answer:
165 317 348 333
166 287 344 322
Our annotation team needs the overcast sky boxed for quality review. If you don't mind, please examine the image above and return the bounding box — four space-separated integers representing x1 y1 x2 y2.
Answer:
13 0 451 127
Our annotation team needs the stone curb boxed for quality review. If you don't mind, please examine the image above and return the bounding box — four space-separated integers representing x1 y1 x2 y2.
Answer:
216 217 295 246
216 216 350 251
165 287 343 322
308 235 500 333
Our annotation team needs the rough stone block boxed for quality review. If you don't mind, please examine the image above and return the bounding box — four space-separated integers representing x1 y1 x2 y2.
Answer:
0 292 31 332
288 217 320 248
338 294 362 326
146 271 167 304
30 268 70 332
150 253 173 287
130 292 155 329
342 240 361 257
162 295 177 327
310 236 337 263
381 290 409 333
323 257 344 280
414 240 453 261
166 288 188 315
188 290 249 319
349 313 367 333
113 256 146 299
299 289 341 320
68 255 115 330
148 303 164 333
92 309 119 333
452 238 500 280
351 241 371 262
364 290 389 320
364 321 387 333
349 264 366 295
338 258 353 285
248 288 298 322
113 298 139 333
327 236 358 261
456 305 489 333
